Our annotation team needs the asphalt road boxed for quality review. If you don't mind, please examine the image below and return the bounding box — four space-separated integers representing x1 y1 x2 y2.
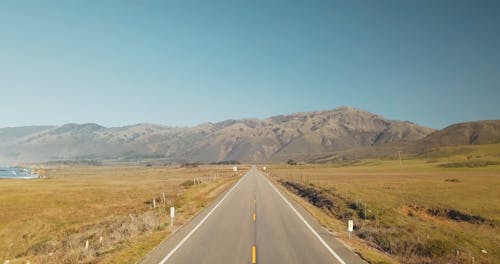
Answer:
140 166 366 264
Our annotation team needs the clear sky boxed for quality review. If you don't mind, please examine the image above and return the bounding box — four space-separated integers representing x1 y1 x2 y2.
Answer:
1 0 499 129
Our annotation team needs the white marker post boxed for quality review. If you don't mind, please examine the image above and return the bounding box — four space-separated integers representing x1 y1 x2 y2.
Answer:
170 207 175 227
348 220 354 239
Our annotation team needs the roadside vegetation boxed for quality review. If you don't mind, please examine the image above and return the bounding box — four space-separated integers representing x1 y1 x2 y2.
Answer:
268 143 500 264
0 165 244 263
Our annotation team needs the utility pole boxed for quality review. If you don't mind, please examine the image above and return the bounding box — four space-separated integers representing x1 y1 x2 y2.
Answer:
398 151 402 167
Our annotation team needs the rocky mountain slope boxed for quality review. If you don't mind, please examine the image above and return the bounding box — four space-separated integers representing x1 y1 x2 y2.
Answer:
0 107 435 163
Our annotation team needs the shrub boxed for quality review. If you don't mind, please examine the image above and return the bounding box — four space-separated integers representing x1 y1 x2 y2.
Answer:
438 160 500 168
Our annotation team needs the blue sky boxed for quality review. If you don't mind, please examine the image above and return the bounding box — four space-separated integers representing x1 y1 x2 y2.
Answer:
0 0 499 129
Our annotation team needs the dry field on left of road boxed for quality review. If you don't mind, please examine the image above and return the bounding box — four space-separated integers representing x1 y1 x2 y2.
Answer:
0 165 244 264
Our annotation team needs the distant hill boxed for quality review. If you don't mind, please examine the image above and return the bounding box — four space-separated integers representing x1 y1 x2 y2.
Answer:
310 120 500 163
0 107 435 163
419 120 500 147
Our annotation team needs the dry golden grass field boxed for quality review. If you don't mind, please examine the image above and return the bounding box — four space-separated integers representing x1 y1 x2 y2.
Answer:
268 144 500 264
0 165 245 264
1 144 498 264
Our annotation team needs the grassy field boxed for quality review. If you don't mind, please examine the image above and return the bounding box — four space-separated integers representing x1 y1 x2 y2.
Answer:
268 144 500 264
0 165 245 263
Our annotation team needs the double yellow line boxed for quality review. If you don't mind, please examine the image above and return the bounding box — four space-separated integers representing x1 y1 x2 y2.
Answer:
252 195 257 263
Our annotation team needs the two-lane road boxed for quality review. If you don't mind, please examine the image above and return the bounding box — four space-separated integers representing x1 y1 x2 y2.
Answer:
140 166 365 264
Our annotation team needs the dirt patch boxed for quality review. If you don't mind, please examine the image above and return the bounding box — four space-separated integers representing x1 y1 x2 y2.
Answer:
407 205 496 227
428 208 485 223
444 178 460 182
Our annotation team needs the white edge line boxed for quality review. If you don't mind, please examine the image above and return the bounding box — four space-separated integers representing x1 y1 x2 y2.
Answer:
158 174 247 264
262 175 347 264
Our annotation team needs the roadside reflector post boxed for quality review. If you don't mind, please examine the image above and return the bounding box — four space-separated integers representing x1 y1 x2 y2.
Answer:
170 207 175 227
153 199 156 208
348 220 354 239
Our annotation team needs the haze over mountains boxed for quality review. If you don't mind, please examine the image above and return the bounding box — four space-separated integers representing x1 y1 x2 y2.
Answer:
0 106 498 164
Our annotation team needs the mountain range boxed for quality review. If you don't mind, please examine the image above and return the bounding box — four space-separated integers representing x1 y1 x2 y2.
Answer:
1 107 498 164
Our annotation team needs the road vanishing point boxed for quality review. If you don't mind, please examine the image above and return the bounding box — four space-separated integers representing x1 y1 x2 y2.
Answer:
140 166 366 264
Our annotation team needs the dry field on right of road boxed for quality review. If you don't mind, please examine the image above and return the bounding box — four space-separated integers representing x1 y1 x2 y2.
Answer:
269 144 500 264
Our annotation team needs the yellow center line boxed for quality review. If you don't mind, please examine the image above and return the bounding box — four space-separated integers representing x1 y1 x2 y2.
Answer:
253 192 257 263
252 245 257 263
